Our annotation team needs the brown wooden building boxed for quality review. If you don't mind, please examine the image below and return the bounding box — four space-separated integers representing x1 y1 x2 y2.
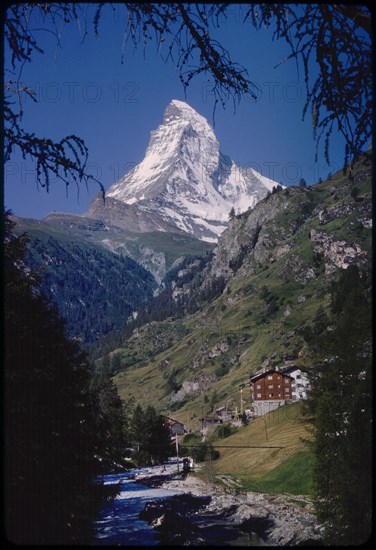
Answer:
250 368 293 401
249 368 293 416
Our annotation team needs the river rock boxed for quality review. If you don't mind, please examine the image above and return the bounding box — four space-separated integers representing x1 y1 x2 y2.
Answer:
137 471 324 546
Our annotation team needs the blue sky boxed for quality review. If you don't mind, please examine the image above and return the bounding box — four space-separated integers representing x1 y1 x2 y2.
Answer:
4 4 348 220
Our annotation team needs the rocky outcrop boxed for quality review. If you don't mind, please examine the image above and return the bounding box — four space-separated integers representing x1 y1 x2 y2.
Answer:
310 229 367 275
137 246 166 287
87 193 183 234
205 187 314 285
282 254 316 285
208 191 291 280
318 202 354 225
170 374 216 402
356 200 372 229
318 197 372 230
192 341 230 369
139 472 324 546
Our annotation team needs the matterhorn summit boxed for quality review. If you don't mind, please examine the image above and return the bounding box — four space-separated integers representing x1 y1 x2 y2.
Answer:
104 99 278 242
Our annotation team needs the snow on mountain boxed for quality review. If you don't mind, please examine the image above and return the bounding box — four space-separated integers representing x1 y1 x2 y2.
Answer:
106 99 278 242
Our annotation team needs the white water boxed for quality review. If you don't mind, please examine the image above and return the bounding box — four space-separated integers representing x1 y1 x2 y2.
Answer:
93 464 181 546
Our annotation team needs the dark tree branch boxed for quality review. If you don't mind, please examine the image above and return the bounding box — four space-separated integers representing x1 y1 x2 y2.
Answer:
240 3 371 166
4 3 104 197
4 2 371 192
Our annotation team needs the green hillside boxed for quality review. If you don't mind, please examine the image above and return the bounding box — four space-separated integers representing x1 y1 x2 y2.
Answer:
102 154 371 438
209 401 313 495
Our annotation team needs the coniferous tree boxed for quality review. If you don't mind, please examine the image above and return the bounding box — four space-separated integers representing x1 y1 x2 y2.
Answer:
126 403 172 466
89 370 129 471
4 213 108 544
144 406 172 465
303 266 372 544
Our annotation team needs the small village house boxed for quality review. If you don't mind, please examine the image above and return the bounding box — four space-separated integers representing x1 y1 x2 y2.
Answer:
204 411 223 426
214 406 232 422
164 416 187 436
249 365 310 417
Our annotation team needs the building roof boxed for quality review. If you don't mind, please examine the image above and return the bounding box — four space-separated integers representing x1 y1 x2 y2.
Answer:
250 368 293 383
205 412 223 422
280 365 309 375
164 416 185 427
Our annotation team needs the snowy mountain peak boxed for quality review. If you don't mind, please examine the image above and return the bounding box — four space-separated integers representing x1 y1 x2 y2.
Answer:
164 99 203 121
106 101 278 242
163 99 214 134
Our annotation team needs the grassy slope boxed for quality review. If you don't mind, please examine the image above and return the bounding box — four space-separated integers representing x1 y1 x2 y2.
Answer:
210 401 313 495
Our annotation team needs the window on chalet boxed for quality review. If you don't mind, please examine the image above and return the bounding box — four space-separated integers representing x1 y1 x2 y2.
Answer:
268 375 273 380
285 379 289 384
268 393 273 397
257 393 261 398
268 384 273 389
256 384 261 389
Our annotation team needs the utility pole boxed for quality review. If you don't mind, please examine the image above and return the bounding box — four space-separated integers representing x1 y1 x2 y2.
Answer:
264 412 268 441
175 433 179 472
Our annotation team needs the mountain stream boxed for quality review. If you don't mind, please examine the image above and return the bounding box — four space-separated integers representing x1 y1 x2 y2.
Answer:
92 463 266 546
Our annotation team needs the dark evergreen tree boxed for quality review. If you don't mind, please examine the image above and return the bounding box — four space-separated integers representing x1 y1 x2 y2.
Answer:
89 371 129 471
110 352 122 373
350 186 360 200
303 266 372 544
241 411 249 426
143 406 172 465
259 285 270 301
126 404 172 466
312 305 330 338
4 212 113 544
266 296 279 317
130 405 148 466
